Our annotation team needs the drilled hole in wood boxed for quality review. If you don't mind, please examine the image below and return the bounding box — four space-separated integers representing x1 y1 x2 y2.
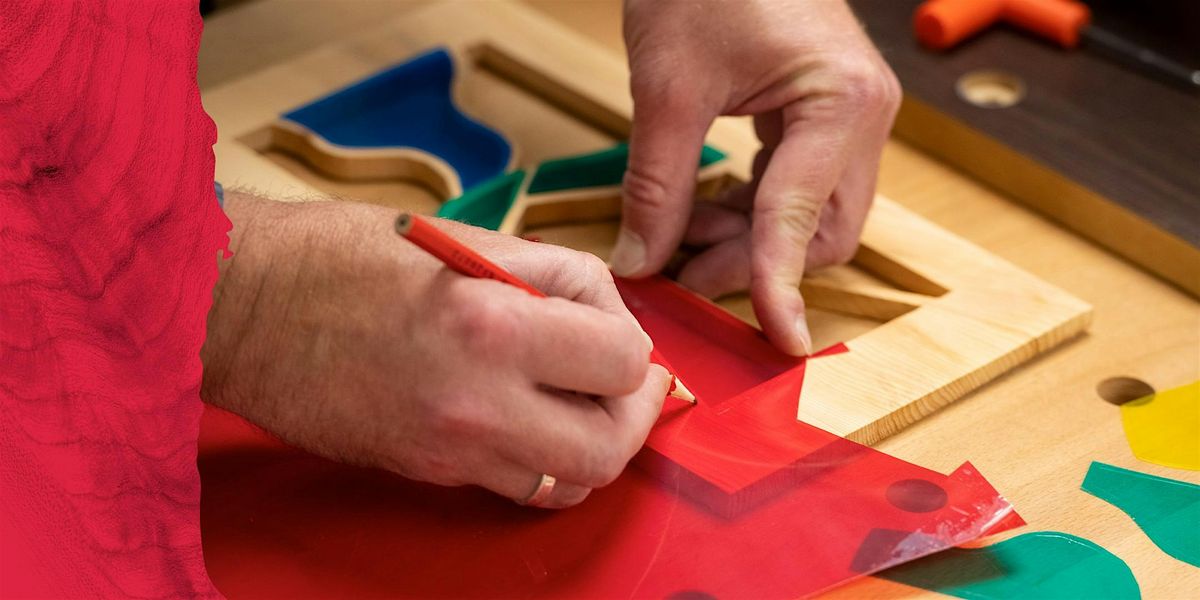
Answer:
956 70 1026 109
1096 376 1156 406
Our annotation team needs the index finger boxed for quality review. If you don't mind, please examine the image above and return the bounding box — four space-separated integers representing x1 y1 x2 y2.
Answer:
502 243 648 337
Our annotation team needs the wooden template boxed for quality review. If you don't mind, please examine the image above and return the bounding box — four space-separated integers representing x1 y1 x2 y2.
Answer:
205 0 1093 446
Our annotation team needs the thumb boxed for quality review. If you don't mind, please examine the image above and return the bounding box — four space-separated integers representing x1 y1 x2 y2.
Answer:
611 98 713 277
751 106 851 356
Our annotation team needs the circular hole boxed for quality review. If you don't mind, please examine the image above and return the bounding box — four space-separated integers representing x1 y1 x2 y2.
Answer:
1096 376 1156 406
956 70 1027 108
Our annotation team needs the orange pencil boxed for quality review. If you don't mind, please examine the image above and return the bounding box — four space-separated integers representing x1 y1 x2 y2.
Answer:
395 213 695 404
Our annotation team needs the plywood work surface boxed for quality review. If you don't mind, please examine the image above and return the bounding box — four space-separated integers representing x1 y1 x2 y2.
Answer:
199 1 1200 598
847 0 1200 297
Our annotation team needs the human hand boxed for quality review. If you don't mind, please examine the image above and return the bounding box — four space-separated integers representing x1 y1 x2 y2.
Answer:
613 0 901 355
202 193 670 508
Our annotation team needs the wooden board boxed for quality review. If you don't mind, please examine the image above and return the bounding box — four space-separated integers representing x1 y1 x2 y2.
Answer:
203 0 1090 446
199 1 1200 598
847 0 1200 297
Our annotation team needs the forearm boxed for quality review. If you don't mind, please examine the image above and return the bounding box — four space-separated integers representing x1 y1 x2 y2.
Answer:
199 191 424 450
201 191 317 417
202 190 267 409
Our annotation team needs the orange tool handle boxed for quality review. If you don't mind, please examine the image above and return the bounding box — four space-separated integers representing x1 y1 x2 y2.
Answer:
914 0 1091 50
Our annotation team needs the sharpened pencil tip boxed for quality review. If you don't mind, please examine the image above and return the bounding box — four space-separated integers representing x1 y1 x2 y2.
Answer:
669 377 696 404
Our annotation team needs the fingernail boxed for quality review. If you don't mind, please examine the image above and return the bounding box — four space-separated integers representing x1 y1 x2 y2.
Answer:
609 227 646 276
795 316 813 356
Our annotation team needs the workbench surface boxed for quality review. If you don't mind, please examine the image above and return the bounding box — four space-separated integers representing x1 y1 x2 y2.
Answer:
199 1 1200 597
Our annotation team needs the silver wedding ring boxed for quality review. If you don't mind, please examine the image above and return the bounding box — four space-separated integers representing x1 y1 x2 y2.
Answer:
520 473 556 507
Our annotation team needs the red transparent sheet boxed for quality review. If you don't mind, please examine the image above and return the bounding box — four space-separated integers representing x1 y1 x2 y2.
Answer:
198 276 1023 599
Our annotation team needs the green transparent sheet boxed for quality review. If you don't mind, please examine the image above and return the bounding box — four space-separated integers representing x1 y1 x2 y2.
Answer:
1082 461 1200 567
437 143 727 231
436 169 525 230
880 531 1140 599
526 142 726 194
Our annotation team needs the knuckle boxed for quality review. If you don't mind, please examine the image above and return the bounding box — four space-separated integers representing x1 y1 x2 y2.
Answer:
532 246 578 292
578 446 626 488
873 64 903 124
438 281 477 323
622 164 675 214
445 290 518 361
836 60 892 112
883 67 903 111
556 250 612 295
580 252 612 285
758 201 822 240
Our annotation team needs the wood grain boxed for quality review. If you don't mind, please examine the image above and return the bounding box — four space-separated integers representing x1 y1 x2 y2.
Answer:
201 0 1090 446
1 1 225 596
196 0 1200 597
848 0 1200 296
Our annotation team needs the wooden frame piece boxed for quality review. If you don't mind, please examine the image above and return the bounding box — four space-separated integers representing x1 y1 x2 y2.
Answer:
270 119 471 199
204 0 1092 445
496 157 733 235
266 46 519 201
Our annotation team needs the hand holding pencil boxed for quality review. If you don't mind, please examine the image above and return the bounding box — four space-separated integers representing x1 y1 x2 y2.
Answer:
204 193 670 510
396 213 694 404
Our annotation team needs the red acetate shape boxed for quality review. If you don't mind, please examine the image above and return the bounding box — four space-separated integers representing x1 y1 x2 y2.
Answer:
199 276 1021 598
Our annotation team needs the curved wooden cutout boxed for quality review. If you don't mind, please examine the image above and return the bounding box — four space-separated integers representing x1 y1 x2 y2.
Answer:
267 47 517 201
270 119 464 199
